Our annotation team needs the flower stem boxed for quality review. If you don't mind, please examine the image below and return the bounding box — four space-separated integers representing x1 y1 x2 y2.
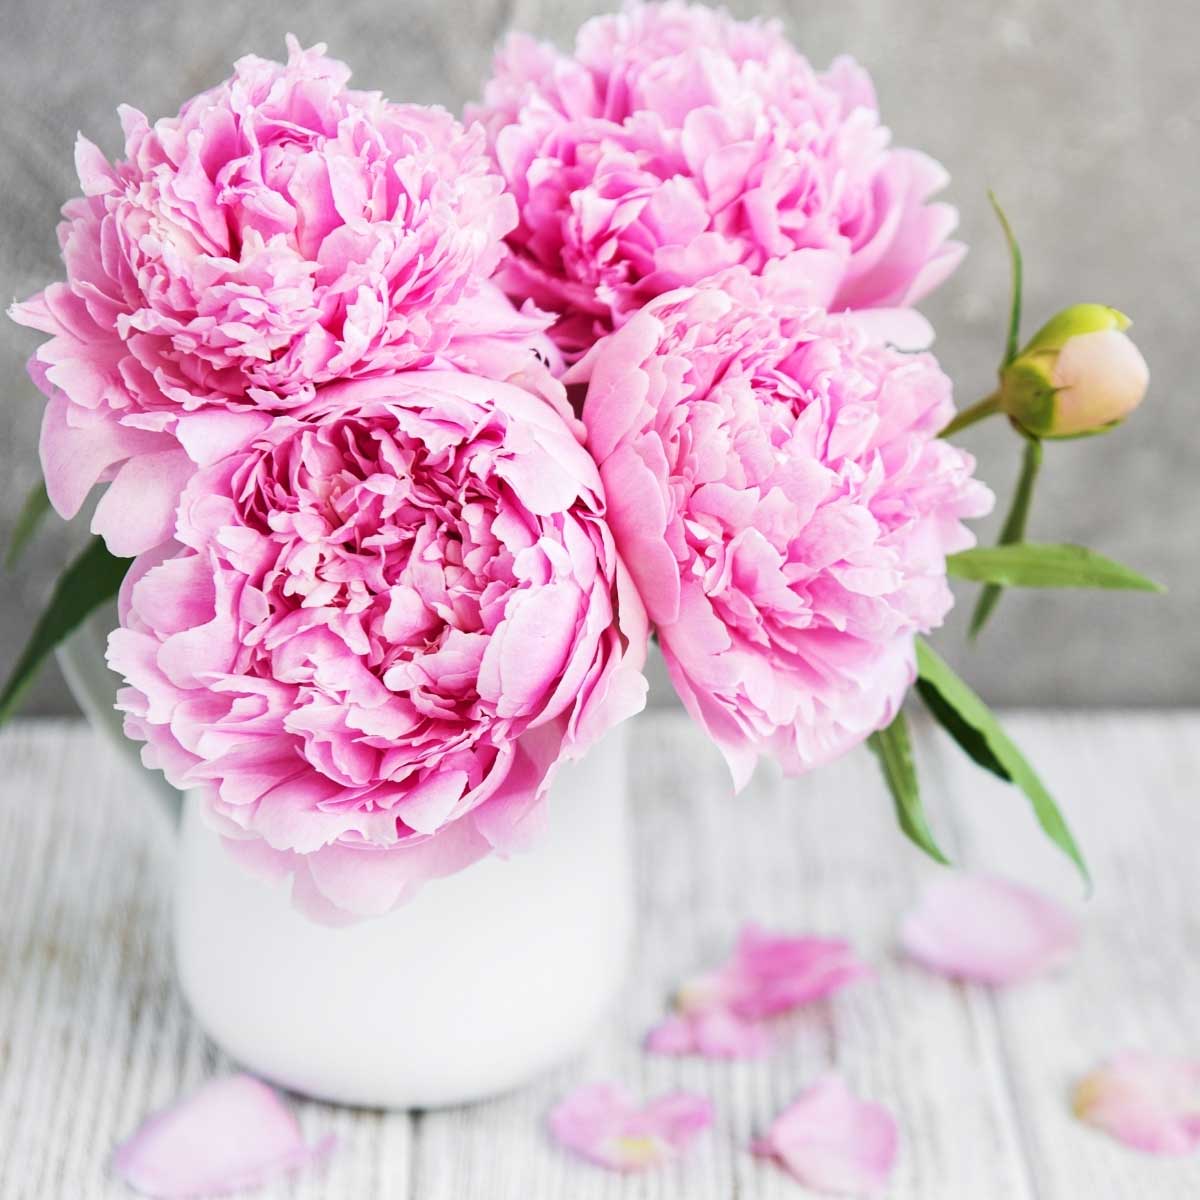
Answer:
941 391 1002 438
968 437 1044 639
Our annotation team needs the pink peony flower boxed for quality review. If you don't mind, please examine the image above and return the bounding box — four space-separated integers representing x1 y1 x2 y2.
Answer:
1074 1052 1200 1156
106 369 648 918
753 1075 899 1195
112 1075 335 1198
573 270 992 787
471 1 964 356
10 37 548 556
548 1082 713 1171
899 874 1080 985
647 925 871 1058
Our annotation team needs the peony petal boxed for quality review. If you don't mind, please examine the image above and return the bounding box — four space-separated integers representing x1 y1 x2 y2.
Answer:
753 1075 898 1195
710 926 874 1019
38 392 171 520
548 1082 713 1172
111 1074 334 1198
1074 1052 1200 1155
645 1009 769 1059
91 447 195 556
174 410 274 466
844 307 936 351
899 874 1080 984
648 924 872 1059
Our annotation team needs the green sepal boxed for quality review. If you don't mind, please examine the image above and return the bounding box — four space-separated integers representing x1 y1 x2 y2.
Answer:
1021 303 1130 355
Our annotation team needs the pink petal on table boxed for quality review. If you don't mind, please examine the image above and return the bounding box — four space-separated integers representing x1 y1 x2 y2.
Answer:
1074 1052 1200 1155
899 874 1079 984
112 1074 335 1198
643 926 868 1060
548 1082 713 1172
647 925 872 1058
645 1009 770 1059
753 1075 899 1196
701 926 874 1020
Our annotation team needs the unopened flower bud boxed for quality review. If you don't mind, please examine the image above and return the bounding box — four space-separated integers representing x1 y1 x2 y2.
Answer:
998 305 1148 438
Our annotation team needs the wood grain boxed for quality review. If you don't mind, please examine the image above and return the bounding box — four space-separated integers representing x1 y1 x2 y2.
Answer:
1 713 1198 1197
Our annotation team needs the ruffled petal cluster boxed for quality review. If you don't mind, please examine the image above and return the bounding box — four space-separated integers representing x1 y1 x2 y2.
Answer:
107 370 647 917
11 37 547 555
573 270 992 785
471 1 963 355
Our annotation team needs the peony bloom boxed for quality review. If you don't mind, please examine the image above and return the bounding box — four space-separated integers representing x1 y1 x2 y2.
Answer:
10 37 548 556
471 1 963 356
107 370 648 917
573 270 992 787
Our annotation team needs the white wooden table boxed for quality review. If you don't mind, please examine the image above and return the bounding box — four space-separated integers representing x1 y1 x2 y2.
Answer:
2 712 1198 1199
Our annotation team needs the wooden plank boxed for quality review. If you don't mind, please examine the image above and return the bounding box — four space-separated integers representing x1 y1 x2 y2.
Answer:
4 713 1200 1196
928 711 1200 1199
413 713 1035 1199
0 722 414 1199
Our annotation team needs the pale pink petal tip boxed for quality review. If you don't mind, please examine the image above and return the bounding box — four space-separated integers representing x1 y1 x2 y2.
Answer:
899 874 1080 985
754 1075 899 1195
112 1074 335 1198
1074 1052 1200 1155
548 1082 713 1172
647 925 872 1060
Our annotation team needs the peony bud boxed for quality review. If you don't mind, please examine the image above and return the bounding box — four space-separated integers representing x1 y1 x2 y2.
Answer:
998 305 1149 438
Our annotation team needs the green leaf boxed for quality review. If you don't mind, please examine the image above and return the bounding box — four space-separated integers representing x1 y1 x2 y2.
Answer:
948 543 1163 592
989 190 1023 367
0 537 130 726
915 638 1090 887
969 436 1043 638
867 711 950 865
5 480 51 569
915 677 1012 783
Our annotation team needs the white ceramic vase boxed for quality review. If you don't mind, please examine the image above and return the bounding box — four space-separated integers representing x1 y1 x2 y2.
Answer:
59 609 635 1109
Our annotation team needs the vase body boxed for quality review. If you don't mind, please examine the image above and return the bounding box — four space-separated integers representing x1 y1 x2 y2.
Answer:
59 612 635 1108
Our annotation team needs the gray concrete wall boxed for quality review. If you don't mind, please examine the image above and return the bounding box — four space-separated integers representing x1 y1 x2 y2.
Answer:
2 0 1195 714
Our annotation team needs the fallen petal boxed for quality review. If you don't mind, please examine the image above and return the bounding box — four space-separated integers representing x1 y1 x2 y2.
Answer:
645 1009 769 1059
705 926 874 1019
648 924 872 1058
112 1074 334 1198
548 1082 713 1171
1074 1052 1200 1155
754 1075 898 1195
899 874 1079 984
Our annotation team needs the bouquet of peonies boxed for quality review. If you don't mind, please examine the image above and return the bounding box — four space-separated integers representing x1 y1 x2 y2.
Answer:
3 7 1156 919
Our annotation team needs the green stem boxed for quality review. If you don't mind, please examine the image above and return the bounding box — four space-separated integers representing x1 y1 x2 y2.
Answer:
968 437 1043 638
940 391 1002 439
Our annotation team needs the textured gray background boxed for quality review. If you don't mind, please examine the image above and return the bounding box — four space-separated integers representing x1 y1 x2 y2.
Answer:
1 0 1195 714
